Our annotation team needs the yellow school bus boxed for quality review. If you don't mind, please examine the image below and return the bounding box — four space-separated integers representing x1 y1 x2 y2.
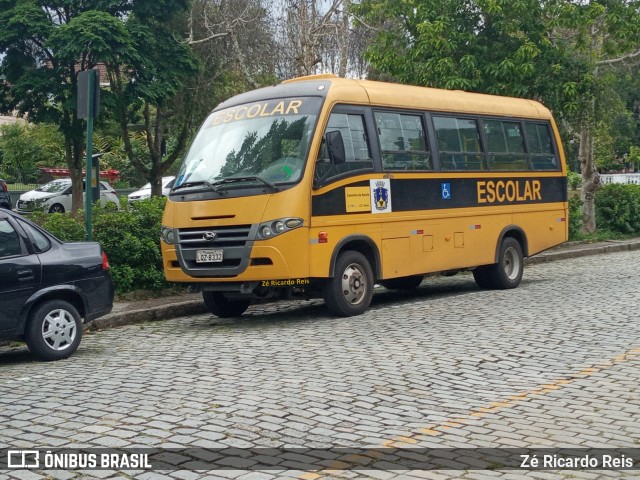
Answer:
161 75 568 317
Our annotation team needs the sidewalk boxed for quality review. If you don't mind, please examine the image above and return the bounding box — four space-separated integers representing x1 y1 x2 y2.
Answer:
89 237 640 332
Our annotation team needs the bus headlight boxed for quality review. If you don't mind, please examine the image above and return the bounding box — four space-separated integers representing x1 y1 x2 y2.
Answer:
257 218 303 240
161 226 178 244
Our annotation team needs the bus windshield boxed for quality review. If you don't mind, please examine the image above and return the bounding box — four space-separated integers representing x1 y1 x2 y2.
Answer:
175 97 322 192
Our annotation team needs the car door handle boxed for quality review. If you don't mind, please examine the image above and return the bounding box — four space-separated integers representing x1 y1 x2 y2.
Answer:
17 269 35 282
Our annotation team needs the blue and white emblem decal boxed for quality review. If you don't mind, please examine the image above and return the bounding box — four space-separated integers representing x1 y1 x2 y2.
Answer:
371 179 392 213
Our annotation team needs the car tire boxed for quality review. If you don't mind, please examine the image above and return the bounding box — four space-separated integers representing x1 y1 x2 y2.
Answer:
48 203 65 214
202 291 250 318
25 300 83 361
323 251 374 317
380 275 423 290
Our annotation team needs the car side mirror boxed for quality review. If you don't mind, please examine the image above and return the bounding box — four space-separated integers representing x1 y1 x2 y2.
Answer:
325 130 346 166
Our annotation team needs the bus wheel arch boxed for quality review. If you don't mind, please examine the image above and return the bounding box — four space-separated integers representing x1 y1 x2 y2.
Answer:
495 226 528 261
324 237 380 317
328 236 381 280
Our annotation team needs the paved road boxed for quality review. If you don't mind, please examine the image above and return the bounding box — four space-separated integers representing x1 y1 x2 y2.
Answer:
1 251 639 479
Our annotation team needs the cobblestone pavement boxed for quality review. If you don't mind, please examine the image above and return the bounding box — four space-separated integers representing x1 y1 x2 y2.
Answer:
1 250 639 480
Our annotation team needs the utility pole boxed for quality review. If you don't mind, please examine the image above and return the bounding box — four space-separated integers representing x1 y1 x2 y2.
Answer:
77 69 101 240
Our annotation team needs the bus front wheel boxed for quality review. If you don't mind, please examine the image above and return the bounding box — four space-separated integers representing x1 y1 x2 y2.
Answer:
202 291 250 318
474 237 523 290
323 251 374 317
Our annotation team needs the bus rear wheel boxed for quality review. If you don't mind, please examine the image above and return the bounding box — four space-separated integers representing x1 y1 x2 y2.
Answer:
202 291 250 318
380 275 423 290
323 251 373 317
474 237 524 290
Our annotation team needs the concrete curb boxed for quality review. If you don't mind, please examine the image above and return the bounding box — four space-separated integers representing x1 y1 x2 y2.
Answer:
87 300 208 332
526 238 640 265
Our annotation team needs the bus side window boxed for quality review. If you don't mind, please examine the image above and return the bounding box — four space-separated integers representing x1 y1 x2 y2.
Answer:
525 122 559 170
433 116 485 171
375 111 432 171
485 120 528 171
316 113 373 182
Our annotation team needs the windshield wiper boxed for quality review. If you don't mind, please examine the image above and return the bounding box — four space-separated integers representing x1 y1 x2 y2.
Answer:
212 176 279 192
172 180 217 192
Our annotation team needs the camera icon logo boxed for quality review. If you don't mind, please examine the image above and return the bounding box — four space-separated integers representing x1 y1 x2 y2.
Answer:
7 450 40 468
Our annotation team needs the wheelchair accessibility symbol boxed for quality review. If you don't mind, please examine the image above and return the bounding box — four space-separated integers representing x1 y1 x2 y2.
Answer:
441 182 451 200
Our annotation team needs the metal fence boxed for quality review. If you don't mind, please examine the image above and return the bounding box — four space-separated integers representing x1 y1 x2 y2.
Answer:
600 173 640 185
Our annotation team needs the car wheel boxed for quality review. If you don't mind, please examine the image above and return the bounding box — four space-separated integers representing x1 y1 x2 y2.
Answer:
380 275 423 290
202 291 250 318
25 300 82 361
323 251 374 317
48 203 65 214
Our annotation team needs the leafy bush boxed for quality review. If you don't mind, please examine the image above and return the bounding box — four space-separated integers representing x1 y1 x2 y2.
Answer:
568 196 582 240
31 212 86 241
595 184 640 234
567 171 581 190
33 197 168 294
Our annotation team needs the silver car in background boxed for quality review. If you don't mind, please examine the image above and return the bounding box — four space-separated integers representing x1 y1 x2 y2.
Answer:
16 178 120 214
128 176 175 203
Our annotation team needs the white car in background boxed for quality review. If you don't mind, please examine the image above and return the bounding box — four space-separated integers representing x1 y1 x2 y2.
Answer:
16 178 120 214
128 176 175 203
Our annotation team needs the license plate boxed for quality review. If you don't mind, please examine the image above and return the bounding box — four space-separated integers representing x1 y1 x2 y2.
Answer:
196 249 223 263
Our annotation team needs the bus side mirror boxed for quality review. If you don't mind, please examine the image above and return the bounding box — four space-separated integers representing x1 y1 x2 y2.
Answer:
325 130 346 166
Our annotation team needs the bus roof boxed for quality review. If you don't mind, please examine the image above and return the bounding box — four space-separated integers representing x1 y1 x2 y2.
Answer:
284 75 551 120
215 74 552 121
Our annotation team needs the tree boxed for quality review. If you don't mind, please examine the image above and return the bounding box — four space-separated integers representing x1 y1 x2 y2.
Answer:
273 0 369 78
356 0 640 232
105 6 200 197
0 122 65 183
0 2 125 211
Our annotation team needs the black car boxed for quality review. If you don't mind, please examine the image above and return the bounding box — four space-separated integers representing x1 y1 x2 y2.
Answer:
0 208 113 360
0 179 11 209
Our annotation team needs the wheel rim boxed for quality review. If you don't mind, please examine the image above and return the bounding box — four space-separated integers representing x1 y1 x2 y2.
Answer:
340 263 367 305
41 309 77 351
50 205 63 213
503 246 521 280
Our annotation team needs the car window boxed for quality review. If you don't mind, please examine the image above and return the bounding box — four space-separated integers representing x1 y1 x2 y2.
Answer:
0 219 23 258
16 218 51 253
36 180 70 193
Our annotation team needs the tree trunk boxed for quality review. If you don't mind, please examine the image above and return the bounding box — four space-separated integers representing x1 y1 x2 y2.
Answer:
338 0 349 77
578 126 600 234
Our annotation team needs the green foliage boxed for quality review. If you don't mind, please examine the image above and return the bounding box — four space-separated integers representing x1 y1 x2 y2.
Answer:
32 197 168 294
595 184 640 234
567 171 581 190
0 123 65 182
31 212 86 242
568 196 583 240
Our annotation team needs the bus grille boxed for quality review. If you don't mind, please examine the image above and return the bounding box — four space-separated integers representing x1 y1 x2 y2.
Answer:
175 224 256 277
177 225 252 248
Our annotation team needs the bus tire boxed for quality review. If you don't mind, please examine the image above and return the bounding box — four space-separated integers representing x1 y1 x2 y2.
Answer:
483 237 524 289
202 292 250 318
323 251 373 317
472 266 495 289
380 275 423 290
